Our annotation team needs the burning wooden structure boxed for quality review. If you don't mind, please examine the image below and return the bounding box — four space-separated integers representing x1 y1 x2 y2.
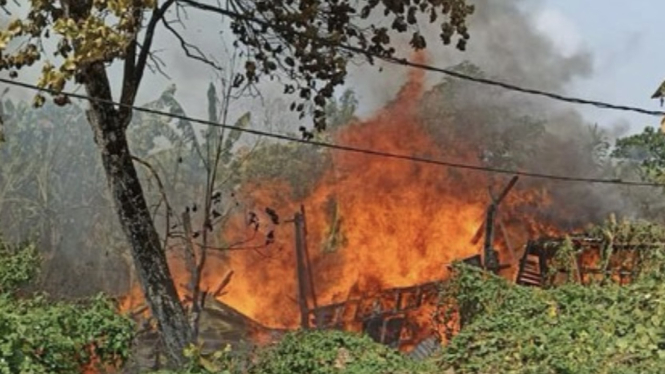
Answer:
125 295 286 371
287 176 664 356
307 281 440 348
286 177 521 355
516 234 660 288
289 203 448 353
124 174 665 371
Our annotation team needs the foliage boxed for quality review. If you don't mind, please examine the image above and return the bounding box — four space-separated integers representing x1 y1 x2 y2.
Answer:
141 330 436 374
247 330 433 374
0 294 134 374
420 61 618 175
418 61 548 171
537 217 665 286
612 126 665 183
0 96 140 296
0 237 40 293
0 99 104 243
543 235 581 284
0 0 473 130
609 127 665 222
0 80 250 296
0 236 135 374
239 141 330 199
143 330 432 374
0 0 153 106
145 344 244 374
580 217 665 282
437 257 665 374
324 89 359 130
130 82 251 195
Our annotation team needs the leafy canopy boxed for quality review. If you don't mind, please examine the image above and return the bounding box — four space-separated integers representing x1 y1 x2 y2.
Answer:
0 0 155 106
0 0 474 130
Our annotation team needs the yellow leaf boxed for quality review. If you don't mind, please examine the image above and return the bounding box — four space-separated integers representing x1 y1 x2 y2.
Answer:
0 34 9 49
33 94 45 108
62 58 77 72
7 19 23 35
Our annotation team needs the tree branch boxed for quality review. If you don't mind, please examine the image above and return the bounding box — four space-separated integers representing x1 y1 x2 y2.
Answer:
119 0 177 128
161 18 222 71
132 155 174 251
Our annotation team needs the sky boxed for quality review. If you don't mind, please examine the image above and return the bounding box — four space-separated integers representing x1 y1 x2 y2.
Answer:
533 0 665 132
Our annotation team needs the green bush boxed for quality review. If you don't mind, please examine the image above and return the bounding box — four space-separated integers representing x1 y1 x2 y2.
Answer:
437 262 665 374
0 237 40 293
0 237 135 373
149 330 434 374
247 330 433 374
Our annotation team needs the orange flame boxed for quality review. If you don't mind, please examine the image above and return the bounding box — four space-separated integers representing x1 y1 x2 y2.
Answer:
209 53 561 330
120 52 567 349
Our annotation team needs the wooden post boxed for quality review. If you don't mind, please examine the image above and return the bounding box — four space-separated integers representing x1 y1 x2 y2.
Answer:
481 176 519 273
300 205 318 311
482 203 499 272
294 211 310 329
181 211 197 297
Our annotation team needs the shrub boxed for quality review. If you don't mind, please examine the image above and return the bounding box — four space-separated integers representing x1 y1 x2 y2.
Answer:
437 262 665 374
0 237 135 373
247 330 433 374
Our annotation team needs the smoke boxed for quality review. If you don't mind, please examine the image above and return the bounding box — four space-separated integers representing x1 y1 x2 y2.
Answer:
341 0 646 229
346 0 591 116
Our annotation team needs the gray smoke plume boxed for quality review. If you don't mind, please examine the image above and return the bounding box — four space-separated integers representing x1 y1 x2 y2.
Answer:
341 0 648 231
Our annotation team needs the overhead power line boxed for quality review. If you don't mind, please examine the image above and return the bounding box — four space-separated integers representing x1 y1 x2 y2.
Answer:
179 0 665 118
0 76 662 188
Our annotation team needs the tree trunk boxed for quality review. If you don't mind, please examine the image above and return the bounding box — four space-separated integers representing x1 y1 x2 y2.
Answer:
81 62 192 366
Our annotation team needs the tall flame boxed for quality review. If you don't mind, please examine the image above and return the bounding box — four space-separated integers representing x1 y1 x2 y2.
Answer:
211 54 557 329
121 53 563 342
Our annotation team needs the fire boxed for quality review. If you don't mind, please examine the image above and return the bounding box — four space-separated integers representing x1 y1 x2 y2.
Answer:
218 58 480 328
209 53 560 330
120 52 567 351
